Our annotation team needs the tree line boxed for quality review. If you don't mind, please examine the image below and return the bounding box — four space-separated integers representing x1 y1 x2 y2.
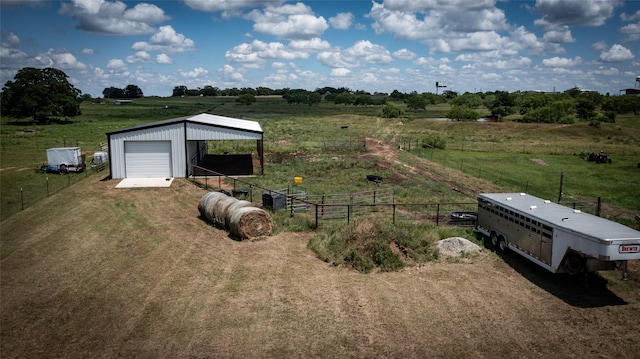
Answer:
2 67 639 124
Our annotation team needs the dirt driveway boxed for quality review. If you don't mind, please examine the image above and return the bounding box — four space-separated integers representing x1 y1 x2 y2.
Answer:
2 165 639 358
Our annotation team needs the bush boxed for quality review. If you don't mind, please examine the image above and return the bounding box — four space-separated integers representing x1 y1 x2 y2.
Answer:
379 101 404 118
308 219 454 273
236 93 256 105
446 105 479 121
421 133 446 149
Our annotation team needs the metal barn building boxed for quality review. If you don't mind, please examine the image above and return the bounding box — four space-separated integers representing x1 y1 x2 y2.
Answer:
106 113 263 179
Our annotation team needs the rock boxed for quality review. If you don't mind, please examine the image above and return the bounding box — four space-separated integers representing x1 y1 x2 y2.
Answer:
436 237 482 258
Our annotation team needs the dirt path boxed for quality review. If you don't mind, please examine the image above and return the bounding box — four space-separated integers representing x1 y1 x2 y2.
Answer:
363 136 503 197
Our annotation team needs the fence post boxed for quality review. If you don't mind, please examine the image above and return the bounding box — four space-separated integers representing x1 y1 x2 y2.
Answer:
596 197 601 217
436 203 440 226
347 204 351 224
290 197 294 217
315 204 319 229
392 203 396 224
20 187 24 210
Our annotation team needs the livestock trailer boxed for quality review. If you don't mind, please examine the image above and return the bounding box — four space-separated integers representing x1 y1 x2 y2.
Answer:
477 193 640 278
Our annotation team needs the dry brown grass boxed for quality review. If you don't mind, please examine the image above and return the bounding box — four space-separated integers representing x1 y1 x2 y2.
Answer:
2 175 639 358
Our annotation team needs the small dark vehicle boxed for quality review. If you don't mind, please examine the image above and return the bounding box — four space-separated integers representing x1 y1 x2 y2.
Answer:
449 211 477 225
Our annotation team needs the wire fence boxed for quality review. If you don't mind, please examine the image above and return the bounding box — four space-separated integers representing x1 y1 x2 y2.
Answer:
2 163 109 221
189 164 481 228
397 137 639 157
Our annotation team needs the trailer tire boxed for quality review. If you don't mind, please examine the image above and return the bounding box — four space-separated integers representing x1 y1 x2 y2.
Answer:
562 252 584 275
490 232 499 248
498 237 508 252
58 165 68 174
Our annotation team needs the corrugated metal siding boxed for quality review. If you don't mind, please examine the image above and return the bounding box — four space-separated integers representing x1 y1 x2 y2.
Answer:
186 123 262 140
109 123 186 178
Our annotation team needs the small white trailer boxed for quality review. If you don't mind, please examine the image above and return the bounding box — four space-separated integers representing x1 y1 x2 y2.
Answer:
40 147 86 174
476 193 640 279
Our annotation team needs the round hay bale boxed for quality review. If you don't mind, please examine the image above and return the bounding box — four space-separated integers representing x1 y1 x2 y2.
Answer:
224 200 255 228
229 207 272 240
198 191 227 217
204 192 230 223
214 197 238 227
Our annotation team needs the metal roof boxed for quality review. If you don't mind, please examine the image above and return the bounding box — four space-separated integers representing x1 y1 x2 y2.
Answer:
106 113 263 135
479 193 640 241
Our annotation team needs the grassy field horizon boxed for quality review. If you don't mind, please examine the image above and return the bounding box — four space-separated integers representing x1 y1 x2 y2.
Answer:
1 96 639 222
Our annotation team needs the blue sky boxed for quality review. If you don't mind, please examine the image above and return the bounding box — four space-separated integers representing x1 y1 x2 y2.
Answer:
1 0 639 97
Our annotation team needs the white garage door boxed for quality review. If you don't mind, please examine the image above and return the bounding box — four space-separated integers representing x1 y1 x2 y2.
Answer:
125 141 172 178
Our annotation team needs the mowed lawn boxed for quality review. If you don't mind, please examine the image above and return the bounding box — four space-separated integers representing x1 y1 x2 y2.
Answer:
2 174 640 358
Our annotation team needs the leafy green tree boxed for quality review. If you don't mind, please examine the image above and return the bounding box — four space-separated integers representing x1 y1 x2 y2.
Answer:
405 92 427 111
172 85 188 97
379 101 404 118
200 85 220 97
236 93 256 105
486 91 516 120
255 87 274 96
390 89 406 101
446 106 479 121
576 99 596 121
517 93 552 115
334 92 356 105
306 92 322 106
124 84 143 98
103 86 124 99
354 95 373 106
451 93 482 108
1 67 82 121
441 90 458 99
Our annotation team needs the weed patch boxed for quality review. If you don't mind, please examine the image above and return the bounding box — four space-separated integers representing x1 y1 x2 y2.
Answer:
308 218 473 272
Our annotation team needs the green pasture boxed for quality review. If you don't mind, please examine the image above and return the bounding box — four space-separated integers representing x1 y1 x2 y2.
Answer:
1 96 639 222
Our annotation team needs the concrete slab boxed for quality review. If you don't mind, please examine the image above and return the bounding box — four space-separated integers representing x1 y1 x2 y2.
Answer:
116 177 174 188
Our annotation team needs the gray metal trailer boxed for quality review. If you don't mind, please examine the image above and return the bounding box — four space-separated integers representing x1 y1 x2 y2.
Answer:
476 193 640 278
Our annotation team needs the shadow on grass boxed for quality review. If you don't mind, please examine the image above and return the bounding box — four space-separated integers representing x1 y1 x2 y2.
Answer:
479 236 627 308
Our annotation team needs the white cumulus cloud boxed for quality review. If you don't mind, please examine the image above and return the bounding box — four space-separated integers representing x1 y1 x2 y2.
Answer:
131 26 196 53
59 0 169 35
541 56 582 67
599 44 634 62
329 12 354 30
248 3 328 40
156 53 172 64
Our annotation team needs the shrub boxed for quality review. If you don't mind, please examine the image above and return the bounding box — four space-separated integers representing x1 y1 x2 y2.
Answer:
446 105 479 121
308 219 458 273
379 101 404 118
421 133 446 149
236 93 256 105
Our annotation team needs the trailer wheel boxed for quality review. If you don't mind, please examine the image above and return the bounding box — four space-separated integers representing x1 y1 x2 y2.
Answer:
58 165 68 174
490 233 498 247
562 252 584 275
498 237 508 252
